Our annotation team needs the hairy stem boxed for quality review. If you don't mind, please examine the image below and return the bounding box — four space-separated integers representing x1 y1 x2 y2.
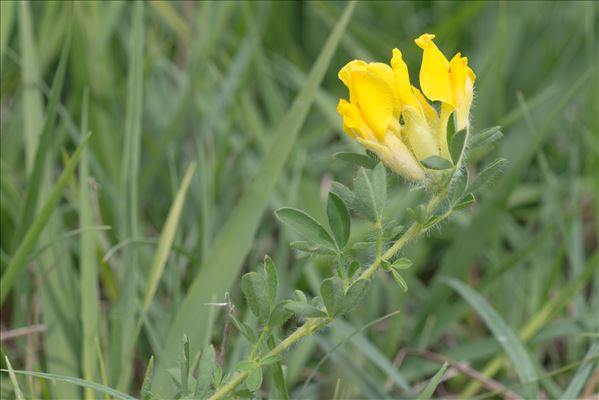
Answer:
208 190 450 400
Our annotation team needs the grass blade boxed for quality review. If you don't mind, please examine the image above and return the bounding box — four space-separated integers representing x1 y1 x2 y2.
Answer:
443 277 538 398
1 133 92 305
135 163 196 334
16 21 71 241
418 362 448 400
461 252 599 397
563 340 599 399
0 369 136 400
156 2 356 396
4 357 25 400
116 1 145 390
79 88 100 399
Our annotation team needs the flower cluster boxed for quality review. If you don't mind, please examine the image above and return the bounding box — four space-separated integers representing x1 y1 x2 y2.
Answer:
337 33 476 181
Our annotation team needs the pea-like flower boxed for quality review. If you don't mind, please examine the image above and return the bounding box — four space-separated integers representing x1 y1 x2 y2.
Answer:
337 33 476 182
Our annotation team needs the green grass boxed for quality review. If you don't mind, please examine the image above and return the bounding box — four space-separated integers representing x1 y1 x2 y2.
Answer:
1 1 597 399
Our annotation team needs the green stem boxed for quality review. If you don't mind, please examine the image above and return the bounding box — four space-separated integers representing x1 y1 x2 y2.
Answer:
208 190 450 400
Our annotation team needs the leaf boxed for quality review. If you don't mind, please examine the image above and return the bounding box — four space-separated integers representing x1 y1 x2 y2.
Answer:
284 301 327 318
449 169 469 206
17 25 71 241
246 367 263 392
194 345 216 398
79 88 99 394
390 258 413 270
141 357 155 400
276 207 337 251
293 290 307 303
331 181 355 210
450 128 467 164
469 126 503 151
327 192 351 248
418 362 448 399
235 361 256 373
0 369 136 400
260 355 282 367
230 315 257 343
406 205 427 224
267 302 293 328
263 256 278 305
241 272 271 321
290 241 337 255
136 163 196 333
347 260 361 278
390 269 408 292
320 277 344 316
372 163 387 217
160 3 356 392
562 340 599 399
0 133 92 305
341 279 369 313
469 158 508 194
443 278 538 397
353 167 380 222
4 357 24 400
453 193 476 211
180 336 190 396
334 152 378 169
420 156 453 170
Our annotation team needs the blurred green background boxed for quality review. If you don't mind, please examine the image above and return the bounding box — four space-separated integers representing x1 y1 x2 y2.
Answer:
1 1 597 399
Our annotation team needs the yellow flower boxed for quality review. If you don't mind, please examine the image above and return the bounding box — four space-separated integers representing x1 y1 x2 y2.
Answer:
337 33 476 181
415 33 476 157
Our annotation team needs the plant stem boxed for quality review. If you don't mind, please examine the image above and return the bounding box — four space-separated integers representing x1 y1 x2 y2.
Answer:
208 190 450 400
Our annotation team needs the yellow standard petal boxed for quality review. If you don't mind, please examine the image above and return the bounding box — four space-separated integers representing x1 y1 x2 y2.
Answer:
350 69 397 140
449 53 476 131
390 48 418 110
415 33 454 106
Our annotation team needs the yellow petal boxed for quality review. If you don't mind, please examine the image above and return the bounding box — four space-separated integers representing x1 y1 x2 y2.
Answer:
390 48 418 110
351 70 397 140
415 33 454 106
338 60 368 105
412 86 439 131
337 99 375 141
365 62 401 117
402 105 439 160
449 53 476 130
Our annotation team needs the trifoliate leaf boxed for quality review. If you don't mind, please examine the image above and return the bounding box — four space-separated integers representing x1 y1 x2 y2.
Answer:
241 272 271 321
283 301 327 318
453 193 476 211
340 279 369 312
275 208 337 251
260 354 282 366
390 258 413 270
469 158 507 194
290 241 337 255
334 152 378 169
263 256 277 305
229 315 257 343
320 277 344 316
390 269 408 292
246 367 263 392
267 302 293 328
450 128 467 164
327 192 351 248
420 156 453 170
